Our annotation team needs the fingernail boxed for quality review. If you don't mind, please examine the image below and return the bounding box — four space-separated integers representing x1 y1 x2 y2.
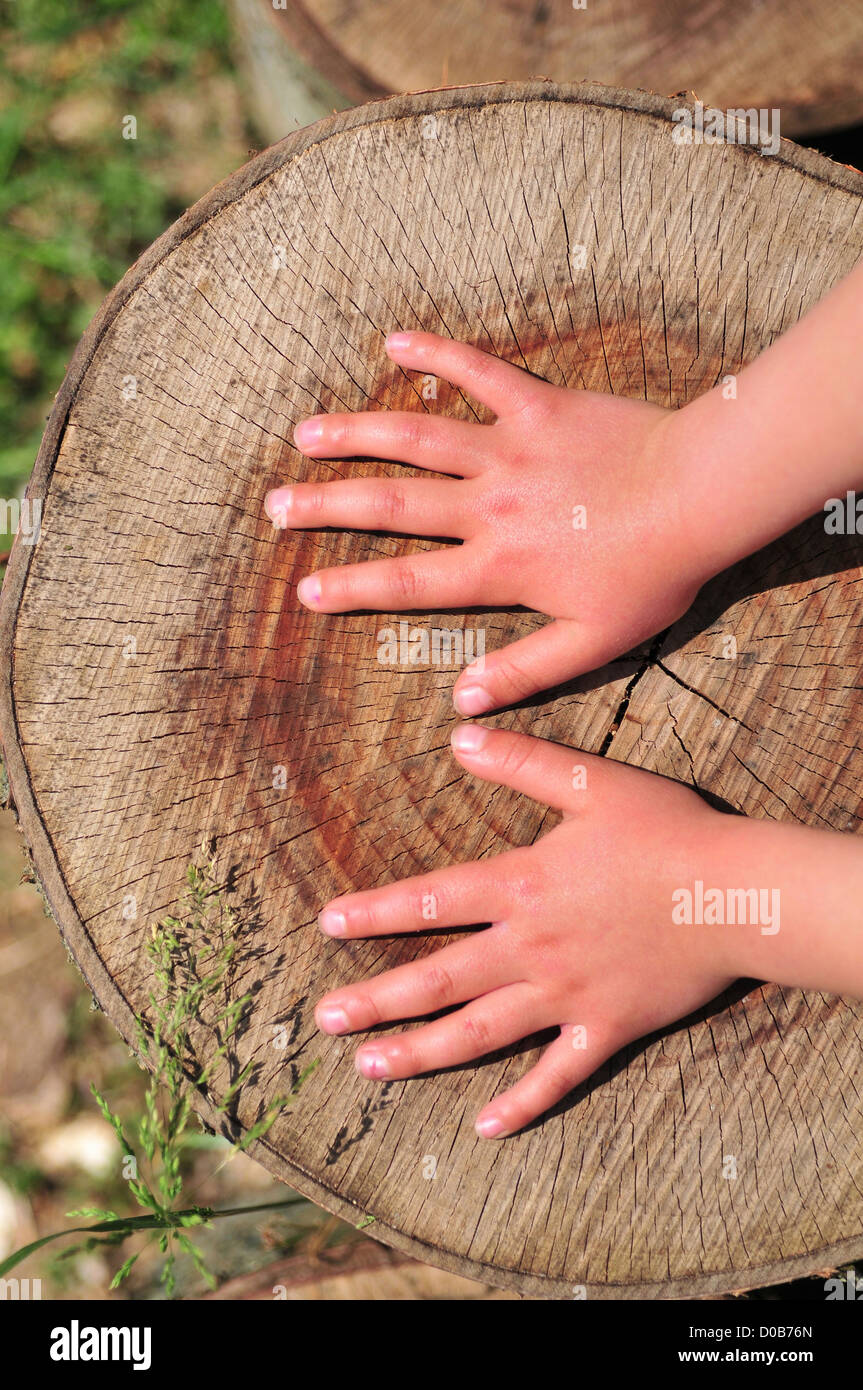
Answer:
453 685 493 716
294 418 324 448
297 575 322 607
264 488 292 527
475 1115 505 1138
386 331 412 352
319 908 346 937
451 722 490 753
317 1004 350 1034
356 1049 390 1079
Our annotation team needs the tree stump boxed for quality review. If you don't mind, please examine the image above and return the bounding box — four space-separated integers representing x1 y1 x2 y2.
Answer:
230 0 863 144
3 83 863 1299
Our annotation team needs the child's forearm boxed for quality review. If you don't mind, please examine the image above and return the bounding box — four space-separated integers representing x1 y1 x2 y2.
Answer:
708 811 863 1000
667 256 863 584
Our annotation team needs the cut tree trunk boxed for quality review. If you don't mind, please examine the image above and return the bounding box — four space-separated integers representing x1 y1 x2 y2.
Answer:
230 0 863 144
2 82 863 1299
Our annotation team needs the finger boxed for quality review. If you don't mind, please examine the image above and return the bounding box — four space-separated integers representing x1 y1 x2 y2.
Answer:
315 928 516 1036
296 547 487 613
452 619 588 715
353 983 548 1079
318 856 520 938
450 723 598 816
292 410 489 477
266 477 476 540
475 1021 617 1138
385 330 540 420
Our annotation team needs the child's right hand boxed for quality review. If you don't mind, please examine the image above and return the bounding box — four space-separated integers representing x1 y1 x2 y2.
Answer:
313 724 863 1137
265 332 710 712
313 725 739 1137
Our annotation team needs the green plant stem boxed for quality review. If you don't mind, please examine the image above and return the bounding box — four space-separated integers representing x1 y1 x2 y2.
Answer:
0 1196 313 1279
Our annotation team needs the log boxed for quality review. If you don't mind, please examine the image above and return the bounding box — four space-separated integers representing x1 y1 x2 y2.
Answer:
230 0 863 144
2 82 863 1299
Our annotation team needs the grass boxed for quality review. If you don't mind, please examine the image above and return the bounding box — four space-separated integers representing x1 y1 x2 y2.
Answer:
0 843 319 1296
0 0 249 548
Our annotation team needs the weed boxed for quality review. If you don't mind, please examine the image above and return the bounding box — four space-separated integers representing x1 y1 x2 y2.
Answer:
0 842 319 1295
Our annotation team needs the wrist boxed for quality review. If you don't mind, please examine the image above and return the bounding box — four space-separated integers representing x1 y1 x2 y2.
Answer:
697 812 785 980
644 401 735 596
687 810 863 997
675 811 767 981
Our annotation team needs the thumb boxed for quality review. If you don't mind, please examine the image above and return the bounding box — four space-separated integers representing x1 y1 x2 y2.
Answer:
452 619 597 715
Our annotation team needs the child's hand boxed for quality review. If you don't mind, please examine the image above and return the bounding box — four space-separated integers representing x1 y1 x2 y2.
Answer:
313 725 739 1138
266 332 707 712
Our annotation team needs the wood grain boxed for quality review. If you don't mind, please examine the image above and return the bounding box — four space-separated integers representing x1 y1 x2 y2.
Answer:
2 83 863 1298
234 0 863 142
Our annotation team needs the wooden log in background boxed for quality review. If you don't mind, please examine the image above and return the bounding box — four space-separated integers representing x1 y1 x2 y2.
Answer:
230 0 863 145
2 83 863 1299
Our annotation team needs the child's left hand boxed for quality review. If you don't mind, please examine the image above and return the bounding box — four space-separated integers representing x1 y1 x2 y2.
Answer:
314 725 740 1138
265 330 703 712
